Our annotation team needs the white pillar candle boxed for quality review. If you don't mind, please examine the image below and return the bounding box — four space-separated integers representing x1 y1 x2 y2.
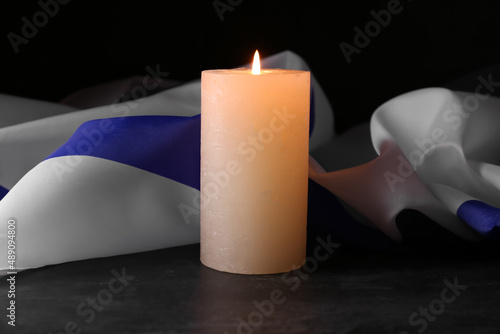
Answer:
200 51 310 274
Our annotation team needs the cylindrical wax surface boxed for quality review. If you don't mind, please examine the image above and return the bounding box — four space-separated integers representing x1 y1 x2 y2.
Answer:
200 68 310 274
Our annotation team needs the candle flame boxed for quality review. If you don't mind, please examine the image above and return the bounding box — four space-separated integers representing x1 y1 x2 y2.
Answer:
252 50 261 75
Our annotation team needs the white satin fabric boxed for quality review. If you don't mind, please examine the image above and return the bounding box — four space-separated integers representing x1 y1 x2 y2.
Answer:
311 87 500 242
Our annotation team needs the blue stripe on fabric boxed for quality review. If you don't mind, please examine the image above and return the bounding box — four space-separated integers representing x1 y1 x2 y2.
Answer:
45 82 317 192
0 185 9 200
46 115 201 190
457 200 500 239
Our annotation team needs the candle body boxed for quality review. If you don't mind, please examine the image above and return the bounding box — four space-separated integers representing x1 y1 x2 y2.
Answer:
200 68 310 274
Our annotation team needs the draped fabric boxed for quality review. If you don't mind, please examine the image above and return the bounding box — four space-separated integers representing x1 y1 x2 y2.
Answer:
0 51 499 271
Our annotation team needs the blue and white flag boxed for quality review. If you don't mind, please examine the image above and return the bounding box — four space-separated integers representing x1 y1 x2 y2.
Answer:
0 51 499 271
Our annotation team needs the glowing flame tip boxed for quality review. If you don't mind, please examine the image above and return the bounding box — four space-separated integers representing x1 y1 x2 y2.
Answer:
252 50 261 75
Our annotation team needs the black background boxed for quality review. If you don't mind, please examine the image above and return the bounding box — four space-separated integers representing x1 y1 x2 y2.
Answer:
1 0 500 133
1 4 500 333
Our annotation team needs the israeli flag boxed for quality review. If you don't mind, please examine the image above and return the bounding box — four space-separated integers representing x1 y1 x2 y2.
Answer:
1 51 499 271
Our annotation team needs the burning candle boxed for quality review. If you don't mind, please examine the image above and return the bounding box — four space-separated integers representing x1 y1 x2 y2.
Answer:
200 51 310 274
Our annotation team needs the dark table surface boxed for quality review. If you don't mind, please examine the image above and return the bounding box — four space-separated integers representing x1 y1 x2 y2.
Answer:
1 238 499 334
